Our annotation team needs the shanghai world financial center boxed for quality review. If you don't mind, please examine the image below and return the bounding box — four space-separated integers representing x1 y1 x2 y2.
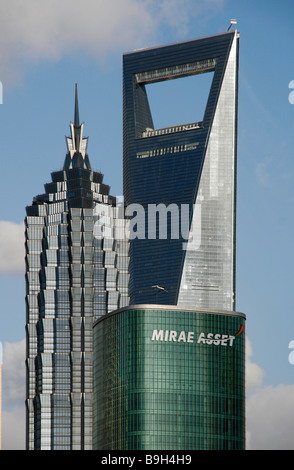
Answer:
25 29 245 450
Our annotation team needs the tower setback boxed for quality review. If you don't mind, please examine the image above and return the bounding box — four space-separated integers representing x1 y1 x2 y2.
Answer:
25 86 129 450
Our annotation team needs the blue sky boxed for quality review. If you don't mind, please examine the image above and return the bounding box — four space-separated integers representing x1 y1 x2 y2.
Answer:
1 0 294 450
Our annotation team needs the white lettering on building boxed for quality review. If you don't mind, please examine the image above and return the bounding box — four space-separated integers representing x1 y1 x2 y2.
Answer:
151 329 194 343
197 332 235 347
151 330 236 347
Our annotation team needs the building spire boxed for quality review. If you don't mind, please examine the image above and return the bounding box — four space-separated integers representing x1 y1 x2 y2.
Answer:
73 83 81 153
74 83 80 127
63 84 91 170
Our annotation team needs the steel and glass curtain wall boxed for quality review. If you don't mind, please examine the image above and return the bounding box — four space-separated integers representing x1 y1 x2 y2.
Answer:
123 31 239 311
25 86 129 450
93 305 246 450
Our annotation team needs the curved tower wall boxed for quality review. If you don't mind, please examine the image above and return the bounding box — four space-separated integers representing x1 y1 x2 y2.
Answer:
93 305 246 450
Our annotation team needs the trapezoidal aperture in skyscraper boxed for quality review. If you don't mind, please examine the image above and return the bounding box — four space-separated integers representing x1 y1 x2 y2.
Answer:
123 30 239 311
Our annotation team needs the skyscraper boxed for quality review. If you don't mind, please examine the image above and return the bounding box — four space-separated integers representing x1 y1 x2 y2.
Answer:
123 30 239 312
92 29 245 450
25 85 129 450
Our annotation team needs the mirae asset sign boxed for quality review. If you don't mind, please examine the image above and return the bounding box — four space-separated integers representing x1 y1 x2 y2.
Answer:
151 326 244 347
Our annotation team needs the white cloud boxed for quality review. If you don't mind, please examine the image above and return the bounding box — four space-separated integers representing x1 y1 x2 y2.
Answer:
1 340 26 450
2 339 26 407
246 384 294 450
2 406 25 450
246 337 264 390
0 0 224 85
0 221 24 274
245 337 294 450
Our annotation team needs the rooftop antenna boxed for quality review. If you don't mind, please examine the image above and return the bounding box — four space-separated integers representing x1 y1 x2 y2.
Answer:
227 19 237 31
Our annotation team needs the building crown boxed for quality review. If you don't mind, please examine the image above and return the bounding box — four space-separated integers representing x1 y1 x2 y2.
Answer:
63 83 91 170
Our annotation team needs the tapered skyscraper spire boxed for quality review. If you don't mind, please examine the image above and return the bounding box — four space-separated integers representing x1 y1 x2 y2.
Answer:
63 84 91 170
74 83 80 127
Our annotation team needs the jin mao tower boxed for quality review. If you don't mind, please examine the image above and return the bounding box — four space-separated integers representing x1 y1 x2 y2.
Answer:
25 85 129 450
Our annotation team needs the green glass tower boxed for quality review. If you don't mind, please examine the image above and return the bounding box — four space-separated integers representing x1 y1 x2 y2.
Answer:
93 305 245 450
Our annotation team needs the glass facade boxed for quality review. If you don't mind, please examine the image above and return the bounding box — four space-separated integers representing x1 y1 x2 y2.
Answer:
93 306 246 450
25 87 129 450
123 31 239 311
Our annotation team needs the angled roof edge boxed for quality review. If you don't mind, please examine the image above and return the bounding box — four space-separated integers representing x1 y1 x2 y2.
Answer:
123 30 238 57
